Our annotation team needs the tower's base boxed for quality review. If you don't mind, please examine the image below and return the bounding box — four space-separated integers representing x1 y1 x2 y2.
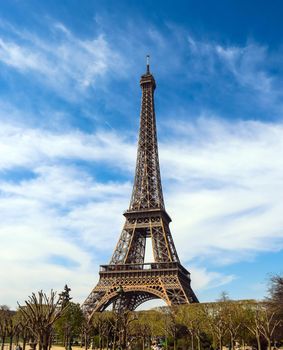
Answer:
82 262 198 319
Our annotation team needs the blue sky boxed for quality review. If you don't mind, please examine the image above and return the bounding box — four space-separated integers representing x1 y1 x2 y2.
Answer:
0 0 283 308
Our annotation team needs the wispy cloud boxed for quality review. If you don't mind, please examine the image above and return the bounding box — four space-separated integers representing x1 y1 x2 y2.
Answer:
189 266 235 291
1 113 283 306
0 121 136 171
162 117 283 263
0 20 122 101
186 35 274 95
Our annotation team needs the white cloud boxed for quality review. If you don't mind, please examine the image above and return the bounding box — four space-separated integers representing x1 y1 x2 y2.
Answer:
181 32 283 111
0 122 136 171
215 43 272 93
0 120 135 307
162 117 283 263
1 115 283 307
0 37 44 71
0 22 122 100
189 266 235 291
0 161 129 308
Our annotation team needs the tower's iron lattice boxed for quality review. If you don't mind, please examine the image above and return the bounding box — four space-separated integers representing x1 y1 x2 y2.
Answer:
82 60 198 319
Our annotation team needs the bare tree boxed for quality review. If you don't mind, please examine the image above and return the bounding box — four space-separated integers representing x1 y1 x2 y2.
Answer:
0 306 11 350
81 315 95 350
245 301 282 350
202 302 228 350
224 302 246 350
177 304 207 350
267 274 283 316
257 304 281 350
18 286 71 350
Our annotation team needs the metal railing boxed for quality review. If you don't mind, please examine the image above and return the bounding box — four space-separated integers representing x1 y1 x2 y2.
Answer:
100 262 190 276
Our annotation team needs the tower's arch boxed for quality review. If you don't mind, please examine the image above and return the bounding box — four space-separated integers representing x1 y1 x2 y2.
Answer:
87 286 168 319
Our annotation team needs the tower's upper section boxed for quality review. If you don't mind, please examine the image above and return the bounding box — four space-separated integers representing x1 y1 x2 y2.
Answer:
128 58 165 211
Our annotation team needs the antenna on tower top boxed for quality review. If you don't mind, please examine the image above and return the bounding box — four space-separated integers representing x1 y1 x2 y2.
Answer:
146 55 150 74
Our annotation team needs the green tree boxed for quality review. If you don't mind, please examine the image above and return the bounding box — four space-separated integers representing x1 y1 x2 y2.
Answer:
244 301 282 350
201 302 228 350
177 304 207 350
224 301 246 350
55 302 84 348
133 311 156 350
159 306 187 350
92 311 114 350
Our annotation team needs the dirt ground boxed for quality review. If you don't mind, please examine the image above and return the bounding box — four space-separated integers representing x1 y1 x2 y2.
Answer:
1 346 83 350
2 345 283 350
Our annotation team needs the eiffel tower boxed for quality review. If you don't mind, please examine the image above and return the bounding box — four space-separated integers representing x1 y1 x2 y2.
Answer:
82 58 198 318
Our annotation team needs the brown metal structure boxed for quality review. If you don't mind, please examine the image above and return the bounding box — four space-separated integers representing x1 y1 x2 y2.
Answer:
82 59 198 319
